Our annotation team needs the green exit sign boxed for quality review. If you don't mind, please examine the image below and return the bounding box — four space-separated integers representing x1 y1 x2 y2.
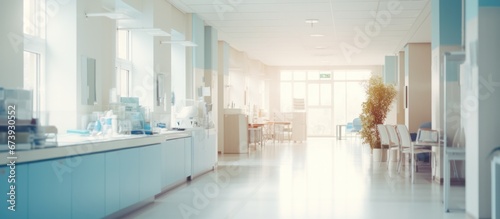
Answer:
320 73 331 79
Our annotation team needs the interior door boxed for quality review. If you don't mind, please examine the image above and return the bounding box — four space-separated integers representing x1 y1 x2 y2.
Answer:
307 82 333 136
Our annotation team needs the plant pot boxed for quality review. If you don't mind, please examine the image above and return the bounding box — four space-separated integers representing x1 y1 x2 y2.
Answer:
372 148 388 162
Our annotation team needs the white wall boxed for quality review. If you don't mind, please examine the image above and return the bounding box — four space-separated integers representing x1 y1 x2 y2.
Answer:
227 70 245 109
225 46 270 116
152 0 172 121
45 0 78 132
217 41 229 152
126 0 179 125
464 7 500 218
170 6 187 36
0 0 23 88
171 32 186 103
76 0 116 128
397 51 405 124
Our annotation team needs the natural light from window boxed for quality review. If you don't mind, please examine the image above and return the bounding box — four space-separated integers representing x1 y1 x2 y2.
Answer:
23 0 46 119
116 30 131 97
280 70 371 137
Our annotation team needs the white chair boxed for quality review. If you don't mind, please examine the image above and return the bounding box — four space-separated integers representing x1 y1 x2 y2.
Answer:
351 118 362 138
376 124 391 167
396 125 432 183
415 128 440 172
385 125 401 169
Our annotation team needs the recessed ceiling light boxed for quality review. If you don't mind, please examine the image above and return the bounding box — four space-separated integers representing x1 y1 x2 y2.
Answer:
316 46 327 49
160 40 198 47
86 12 130 20
310 34 325 37
117 28 171 36
305 19 319 24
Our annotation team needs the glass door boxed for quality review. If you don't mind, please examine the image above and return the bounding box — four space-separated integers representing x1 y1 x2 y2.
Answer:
307 82 333 136
279 70 370 138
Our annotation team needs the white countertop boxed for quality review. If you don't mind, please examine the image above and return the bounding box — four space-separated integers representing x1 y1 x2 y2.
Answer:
0 131 191 165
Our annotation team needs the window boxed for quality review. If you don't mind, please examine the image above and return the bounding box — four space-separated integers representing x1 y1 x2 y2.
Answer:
23 51 41 116
24 0 45 38
116 30 131 97
23 0 46 118
280 70 371 136
117 30 130 60
119 69 130 97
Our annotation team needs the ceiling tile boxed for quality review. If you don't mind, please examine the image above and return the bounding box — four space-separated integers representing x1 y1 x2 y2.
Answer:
169 0 431 66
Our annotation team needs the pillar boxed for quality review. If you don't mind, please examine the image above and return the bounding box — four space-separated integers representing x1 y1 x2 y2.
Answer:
464 0 500 218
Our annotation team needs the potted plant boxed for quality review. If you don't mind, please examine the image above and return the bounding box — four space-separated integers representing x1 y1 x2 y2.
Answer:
359 75 397 161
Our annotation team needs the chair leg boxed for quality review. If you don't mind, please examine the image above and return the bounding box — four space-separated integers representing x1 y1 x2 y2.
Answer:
387 149 391 170
411 153 415 184
379 146 385 167
452 160 459 179
397 152 402 173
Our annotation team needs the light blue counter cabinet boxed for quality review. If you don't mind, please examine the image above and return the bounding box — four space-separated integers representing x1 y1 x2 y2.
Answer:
140 144 161 200
118 147 140 209
161 138 186 188
0 163 29 219
0 133 210 218
192 129 217 177
105 150 120 216
28 158 72 219
71 153 106 219
185 137 192 178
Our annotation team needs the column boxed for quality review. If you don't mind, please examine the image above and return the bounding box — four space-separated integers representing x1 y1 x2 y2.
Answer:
431 0 464 184
464 0 500 218
218 41 230 153
404 43 432 133
0 0 23 88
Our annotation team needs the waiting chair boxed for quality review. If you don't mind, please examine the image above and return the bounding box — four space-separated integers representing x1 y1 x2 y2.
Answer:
351 118 362 138
396 124 432 183
377 124 391 167
385 125 401 169
345 122 354 138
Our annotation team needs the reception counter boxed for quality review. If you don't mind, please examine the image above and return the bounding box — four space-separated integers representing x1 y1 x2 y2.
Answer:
0 128 217 219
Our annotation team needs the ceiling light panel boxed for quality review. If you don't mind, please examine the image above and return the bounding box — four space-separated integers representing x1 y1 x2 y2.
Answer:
187 2 331 13
389 1 427 10
160 41 198 47
329 2 378 11
117 28 171 36
86 12 130 19
305 19 319 24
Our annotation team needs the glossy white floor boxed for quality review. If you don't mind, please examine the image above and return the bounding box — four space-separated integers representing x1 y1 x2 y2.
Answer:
124 138 466 219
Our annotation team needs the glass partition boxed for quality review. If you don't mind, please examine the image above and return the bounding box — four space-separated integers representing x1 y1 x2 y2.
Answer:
280 70 370 137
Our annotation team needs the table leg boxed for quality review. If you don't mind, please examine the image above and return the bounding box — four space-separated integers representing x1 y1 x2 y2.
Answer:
444 153 450 212
273 123 276 144
287 124 291 142
259 127 263 146
411 148 415 184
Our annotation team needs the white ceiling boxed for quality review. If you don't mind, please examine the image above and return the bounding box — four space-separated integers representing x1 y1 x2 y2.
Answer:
168 0 431 66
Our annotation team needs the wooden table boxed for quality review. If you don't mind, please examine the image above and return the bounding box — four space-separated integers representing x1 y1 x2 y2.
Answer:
248 123 266 147
336 124 346 140
268 121 291 143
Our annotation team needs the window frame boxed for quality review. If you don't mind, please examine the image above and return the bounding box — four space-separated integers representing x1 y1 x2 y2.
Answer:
116 29 132 98
23 0 46 119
